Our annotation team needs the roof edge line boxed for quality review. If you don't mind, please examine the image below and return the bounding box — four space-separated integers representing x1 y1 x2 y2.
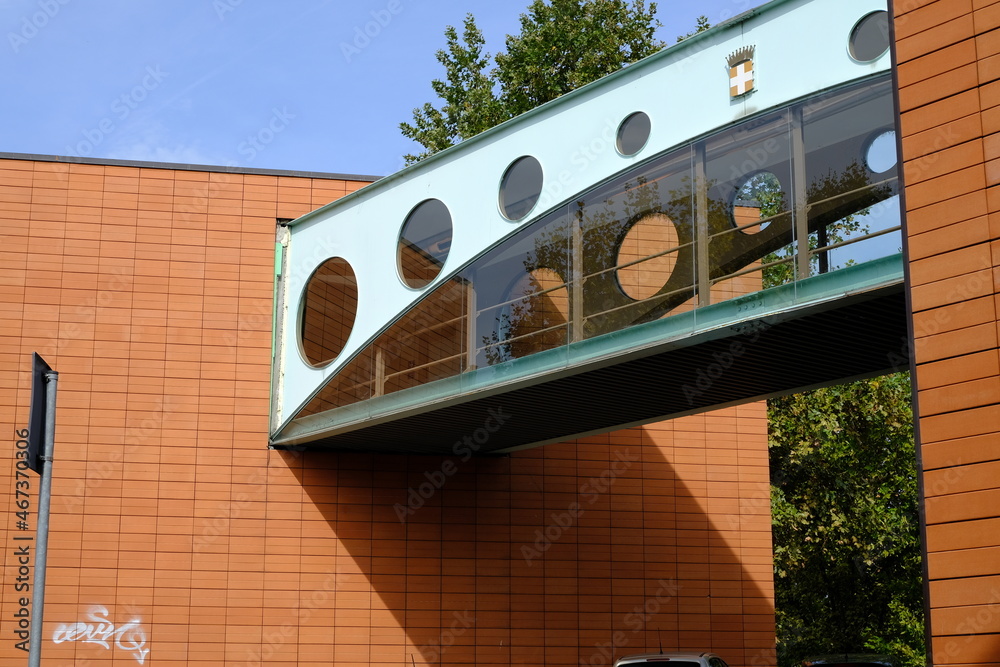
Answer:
0 151 383 183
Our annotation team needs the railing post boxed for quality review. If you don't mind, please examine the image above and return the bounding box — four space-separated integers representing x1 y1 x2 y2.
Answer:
374 348 385 397
571 208 584 342
695 144 711 307
791 108 811 281
465 282 477 370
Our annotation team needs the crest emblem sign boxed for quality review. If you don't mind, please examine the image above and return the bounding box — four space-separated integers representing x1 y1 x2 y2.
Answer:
728 46 755 98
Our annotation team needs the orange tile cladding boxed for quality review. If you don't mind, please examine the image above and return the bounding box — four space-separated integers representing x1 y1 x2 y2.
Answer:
0 156 775 666
893 0 1000 664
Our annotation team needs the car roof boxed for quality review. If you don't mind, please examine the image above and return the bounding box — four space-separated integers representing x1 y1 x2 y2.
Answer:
800 655 895 666
613 652 717 665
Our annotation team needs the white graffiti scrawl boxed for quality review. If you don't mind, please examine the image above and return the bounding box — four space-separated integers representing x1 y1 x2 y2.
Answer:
52 605 149 664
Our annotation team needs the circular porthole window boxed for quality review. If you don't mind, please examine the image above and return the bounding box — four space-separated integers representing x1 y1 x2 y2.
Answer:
499 156 543 221
616 213 679 300
617 112 651 156
398 198 453 289
733 172 782 235
866 130 897 174
299 257 359 368
849 10 890 62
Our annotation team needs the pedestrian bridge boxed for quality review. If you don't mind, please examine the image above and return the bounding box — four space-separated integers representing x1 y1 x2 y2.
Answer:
269 0 904 454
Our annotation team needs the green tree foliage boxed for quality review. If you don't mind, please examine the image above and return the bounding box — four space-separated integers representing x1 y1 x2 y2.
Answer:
676 14 710 41
400 0 663 164
769 373 926 667
399 16 506 164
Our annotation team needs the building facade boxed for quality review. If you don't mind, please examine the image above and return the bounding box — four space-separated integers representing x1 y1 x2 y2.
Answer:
892 0 1000 664
0 155 774 666
0 0 998 664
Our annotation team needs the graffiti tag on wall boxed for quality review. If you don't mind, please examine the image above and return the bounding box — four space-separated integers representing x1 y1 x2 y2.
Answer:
52 605 149 664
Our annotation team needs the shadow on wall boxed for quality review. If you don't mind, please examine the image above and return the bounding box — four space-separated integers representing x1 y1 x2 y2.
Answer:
284 407 776 667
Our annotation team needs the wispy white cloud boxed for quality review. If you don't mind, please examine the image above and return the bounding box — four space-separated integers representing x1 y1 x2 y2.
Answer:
105 119 219 167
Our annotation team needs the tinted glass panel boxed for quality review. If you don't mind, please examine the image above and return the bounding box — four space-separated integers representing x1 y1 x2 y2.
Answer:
849 11 889 61
617 111 651 156
576 148 696 337
802 76 899 276
466 208 571 365
705 109 794 295
299 257 358 368
493 268 569 362
398 198 453 288
499 156 543 221
298 276 469 415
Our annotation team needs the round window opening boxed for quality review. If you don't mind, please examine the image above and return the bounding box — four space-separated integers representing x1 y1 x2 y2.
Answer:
617 112 651 156
866 130 897 174
300 257 359 368
398 198 453 289
616 213 680 301
499 156 543 221
849 11 889 62
733 172 783 235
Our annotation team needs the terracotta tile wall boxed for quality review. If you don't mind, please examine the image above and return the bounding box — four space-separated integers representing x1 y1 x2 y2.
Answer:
0 156 774 666
893 1 1000 664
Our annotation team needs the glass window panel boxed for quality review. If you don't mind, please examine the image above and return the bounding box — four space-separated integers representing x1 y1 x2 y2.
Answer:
499 155 544 221
464 208 572 365
299 257 359 368
802 76 898 275
704 110 795 295
376 277 469 396
298 346 373 417
823 194 902 269
849 10 890 62
398 198 453 288
577 147 695 337
617 111 651 156
495 267 569 362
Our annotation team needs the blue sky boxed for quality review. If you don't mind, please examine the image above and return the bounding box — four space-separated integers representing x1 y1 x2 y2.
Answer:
1 0 766 178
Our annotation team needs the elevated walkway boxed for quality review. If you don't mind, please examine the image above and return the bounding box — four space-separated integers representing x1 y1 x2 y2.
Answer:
270 0 902 455
273 256 905 453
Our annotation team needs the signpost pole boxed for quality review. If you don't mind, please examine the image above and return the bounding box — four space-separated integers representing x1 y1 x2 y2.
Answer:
27 368 58 667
